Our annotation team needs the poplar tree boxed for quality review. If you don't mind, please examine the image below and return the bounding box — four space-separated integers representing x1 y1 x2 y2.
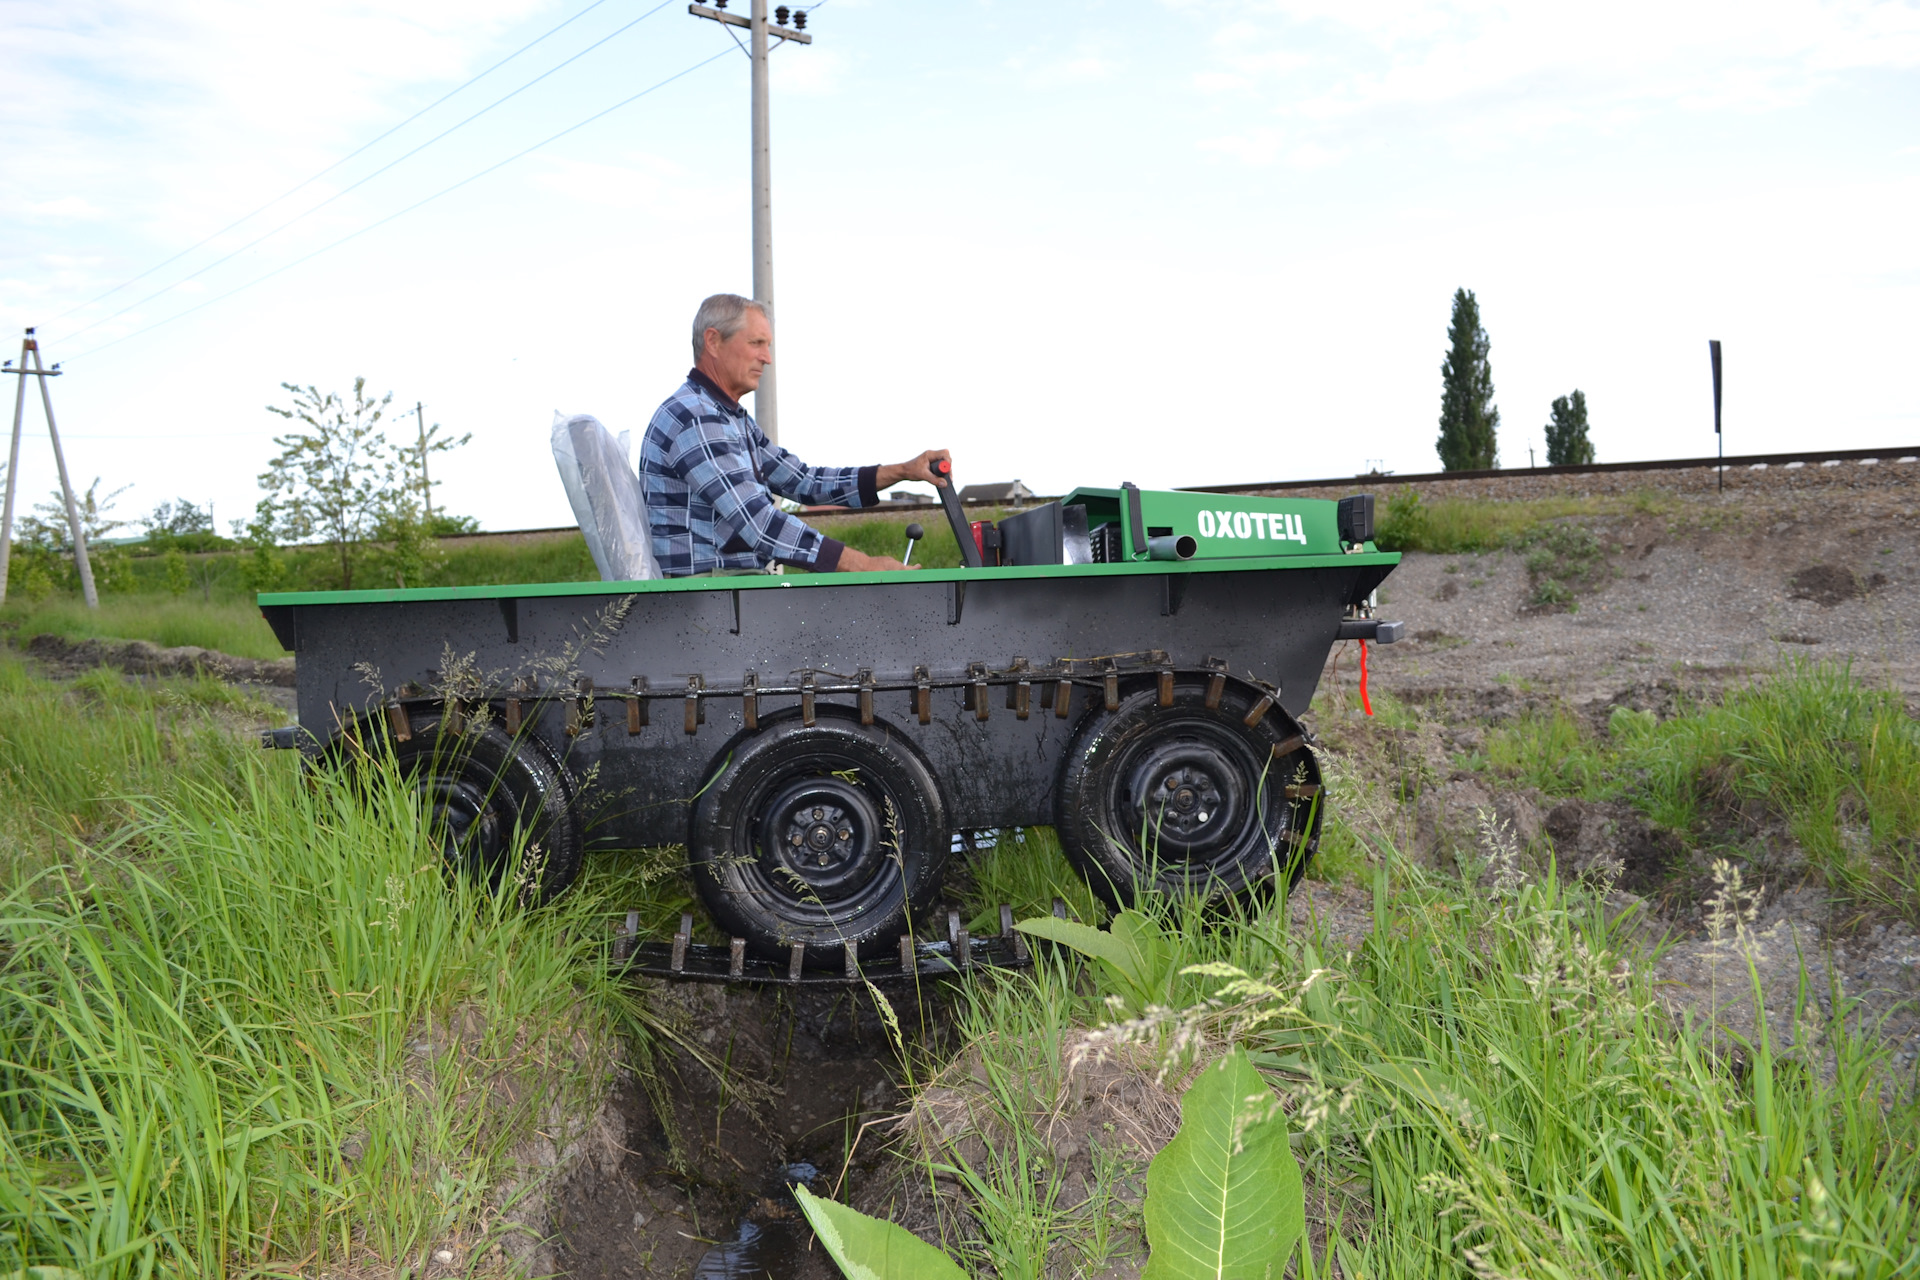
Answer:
1545 389 1595 465
1435 288 1500 471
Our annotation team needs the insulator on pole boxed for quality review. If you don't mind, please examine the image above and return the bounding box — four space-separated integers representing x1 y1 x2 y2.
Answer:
793 9 806 28
775 5 789 22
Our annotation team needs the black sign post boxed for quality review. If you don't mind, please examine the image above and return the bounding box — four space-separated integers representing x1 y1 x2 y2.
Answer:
1709 339 1723 492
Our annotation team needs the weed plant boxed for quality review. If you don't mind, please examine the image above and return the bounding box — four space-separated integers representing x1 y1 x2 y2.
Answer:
0 660 665 1279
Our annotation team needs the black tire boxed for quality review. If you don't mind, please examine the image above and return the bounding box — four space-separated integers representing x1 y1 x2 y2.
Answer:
689 713 949 964
1055 679 1320 909
385 716 584 906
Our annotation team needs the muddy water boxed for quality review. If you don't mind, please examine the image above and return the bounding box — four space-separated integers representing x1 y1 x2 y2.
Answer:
554 982 945 1279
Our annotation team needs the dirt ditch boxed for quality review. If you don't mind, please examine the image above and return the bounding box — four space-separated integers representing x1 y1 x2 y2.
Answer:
552 981 941 1280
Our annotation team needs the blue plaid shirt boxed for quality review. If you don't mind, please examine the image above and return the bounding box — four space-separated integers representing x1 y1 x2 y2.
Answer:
640 369 879 575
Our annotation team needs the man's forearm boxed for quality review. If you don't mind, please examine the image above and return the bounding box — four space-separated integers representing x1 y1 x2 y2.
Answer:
875 449 952 491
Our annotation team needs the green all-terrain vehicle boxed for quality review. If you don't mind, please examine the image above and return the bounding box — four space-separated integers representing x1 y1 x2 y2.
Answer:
260 479 1401 976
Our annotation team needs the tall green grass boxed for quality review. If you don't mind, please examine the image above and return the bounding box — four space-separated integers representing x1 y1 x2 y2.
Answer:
0 659 658 1279
1482 662 1920 911
0 658 279 874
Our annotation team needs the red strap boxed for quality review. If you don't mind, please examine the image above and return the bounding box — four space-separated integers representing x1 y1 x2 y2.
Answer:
1359 639 1372 717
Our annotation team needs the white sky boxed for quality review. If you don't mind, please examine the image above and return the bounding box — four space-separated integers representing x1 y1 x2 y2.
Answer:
3 0 1917 533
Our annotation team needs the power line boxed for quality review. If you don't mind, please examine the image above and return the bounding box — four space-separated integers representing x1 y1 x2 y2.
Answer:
57 0 678 349
52 0 625 327
64 46 737 365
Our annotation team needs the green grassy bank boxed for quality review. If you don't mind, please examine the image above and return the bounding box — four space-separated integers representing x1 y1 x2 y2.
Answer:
0 656 667 1279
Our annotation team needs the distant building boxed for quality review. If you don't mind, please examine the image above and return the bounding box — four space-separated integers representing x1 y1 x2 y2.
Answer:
957 480 1035 504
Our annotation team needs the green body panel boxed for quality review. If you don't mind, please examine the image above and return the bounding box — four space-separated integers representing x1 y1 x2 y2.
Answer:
1061 488 1346 560
258 544 1394 608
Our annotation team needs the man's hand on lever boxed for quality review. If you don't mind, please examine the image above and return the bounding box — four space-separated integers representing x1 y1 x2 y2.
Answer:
876 449 952 490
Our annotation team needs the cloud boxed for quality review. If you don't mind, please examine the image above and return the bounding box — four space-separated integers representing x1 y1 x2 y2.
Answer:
22 196 104 220
1004 46 1125 89
1168 0 1920 159
771 45 849 95
0 0 589 307
1198 128 1344 168
530 152 722 221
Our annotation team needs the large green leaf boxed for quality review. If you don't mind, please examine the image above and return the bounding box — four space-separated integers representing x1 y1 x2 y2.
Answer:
1143 1048 1304 1280
791 1184 968 1280
1015 909 1172 1011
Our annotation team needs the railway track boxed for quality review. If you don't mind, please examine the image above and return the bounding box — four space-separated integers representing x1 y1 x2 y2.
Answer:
1182 445 1920 496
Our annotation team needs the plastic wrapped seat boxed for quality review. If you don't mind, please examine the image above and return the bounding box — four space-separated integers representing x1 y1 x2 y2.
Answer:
550 412 661 582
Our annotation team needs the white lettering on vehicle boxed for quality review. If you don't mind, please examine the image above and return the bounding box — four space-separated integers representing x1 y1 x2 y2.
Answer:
1196 508 1307 545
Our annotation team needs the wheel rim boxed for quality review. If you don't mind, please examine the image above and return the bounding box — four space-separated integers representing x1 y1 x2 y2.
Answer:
418 772 509 877
1110 716 1268 874
736 764 901 921
756 776 887 901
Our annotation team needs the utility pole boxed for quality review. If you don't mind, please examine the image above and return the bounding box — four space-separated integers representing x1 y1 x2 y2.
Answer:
415 401 432 520
1 328 97 608
689 1 813 444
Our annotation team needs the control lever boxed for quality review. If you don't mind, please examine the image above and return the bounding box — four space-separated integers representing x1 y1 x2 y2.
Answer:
934 458 984 568
903 522 924 566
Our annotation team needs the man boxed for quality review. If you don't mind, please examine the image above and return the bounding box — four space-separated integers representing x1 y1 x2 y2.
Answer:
640 294 949 575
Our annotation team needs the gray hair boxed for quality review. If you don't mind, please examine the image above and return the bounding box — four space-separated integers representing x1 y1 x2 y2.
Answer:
691 294 771 359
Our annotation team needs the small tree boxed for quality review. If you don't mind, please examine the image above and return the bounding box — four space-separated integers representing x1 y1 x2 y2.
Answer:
19 479 133 593
260 378 474 590
1545 390 1595 466
260 379 407 590
237 498 286 592
1436 288 1500 471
